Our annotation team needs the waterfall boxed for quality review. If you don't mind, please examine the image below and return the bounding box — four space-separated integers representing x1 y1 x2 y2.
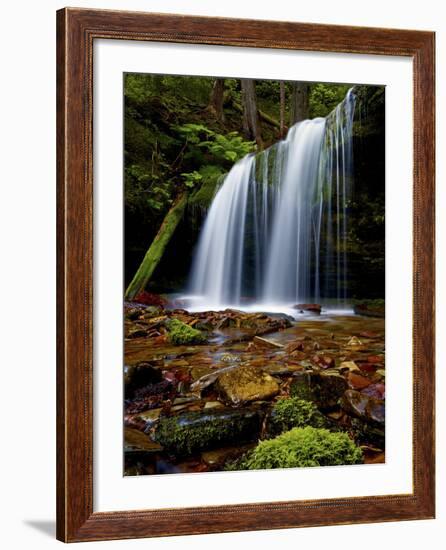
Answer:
186 89 356 311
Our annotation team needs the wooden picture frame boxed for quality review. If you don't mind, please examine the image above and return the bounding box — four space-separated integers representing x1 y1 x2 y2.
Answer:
56 7 435 542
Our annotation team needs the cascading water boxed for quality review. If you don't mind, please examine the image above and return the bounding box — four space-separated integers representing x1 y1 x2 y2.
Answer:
186 88 356 311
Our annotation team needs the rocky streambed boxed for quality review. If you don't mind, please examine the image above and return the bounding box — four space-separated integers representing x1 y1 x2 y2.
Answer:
124 302 385 475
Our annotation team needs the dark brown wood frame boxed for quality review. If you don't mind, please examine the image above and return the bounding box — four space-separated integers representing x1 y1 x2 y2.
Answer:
57 7 435 542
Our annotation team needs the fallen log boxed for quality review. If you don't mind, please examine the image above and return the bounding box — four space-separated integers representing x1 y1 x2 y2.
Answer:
125 192 188 300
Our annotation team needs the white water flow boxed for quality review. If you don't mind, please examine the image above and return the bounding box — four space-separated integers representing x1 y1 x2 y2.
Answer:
186 89 356 312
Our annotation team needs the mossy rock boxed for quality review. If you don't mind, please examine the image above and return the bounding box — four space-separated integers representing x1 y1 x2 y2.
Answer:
166 318 207 345
267 398 332 437
290 372 347 410
225 426 363 471
155 407 264 456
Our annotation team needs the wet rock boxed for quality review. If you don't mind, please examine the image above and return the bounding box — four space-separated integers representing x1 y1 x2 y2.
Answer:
155 408 264 455
216 316 236 329
168 358 189 367
290 371 348 409
135 408 162 429
220 353 242 363
124 363 162 399
126 308 143 321
142 306 163 319
262 312 295 324
367 355 385 364
345 336 363 349
361 382 385 399
216 366 280 405
286 340 305 353
312 354 335 369
354 301 385 318
203 401 225 410
195 318 214 331
347 372 372 390
124 428 163 455
201 444 255 468
350 417 385 448
339 361 361 373
127 328 148 339
125 379 175 414
293 303 322 314
340 389 385 425
288 350 306 361
262 364 302 376
190 365 238 393
252 336 284 349
358 362 378 373
190 366 213 381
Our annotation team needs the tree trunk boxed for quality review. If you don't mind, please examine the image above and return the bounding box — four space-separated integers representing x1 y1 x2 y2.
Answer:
279 81 286 138
241 79 263 149
232 100 282 131
125 192 188 300
208 79 225 121
290 82 309 124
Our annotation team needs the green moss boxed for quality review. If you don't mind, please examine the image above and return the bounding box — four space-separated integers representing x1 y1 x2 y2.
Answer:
155 408 263 455
225 427 363 471
166 318 207 345
188 166 225 209
268 398 330 436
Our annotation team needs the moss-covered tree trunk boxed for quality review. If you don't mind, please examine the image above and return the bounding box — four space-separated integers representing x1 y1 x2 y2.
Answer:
125 192 188 300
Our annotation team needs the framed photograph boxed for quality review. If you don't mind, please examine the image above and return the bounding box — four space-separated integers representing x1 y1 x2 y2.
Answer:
56 7 435 542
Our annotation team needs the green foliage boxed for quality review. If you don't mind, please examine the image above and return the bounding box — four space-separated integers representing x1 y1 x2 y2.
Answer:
181 170 203 189
309 83 351 118
166 318 207 345
201 132 255 163
175 123 255 164
268 398 329 436
225 427 363 470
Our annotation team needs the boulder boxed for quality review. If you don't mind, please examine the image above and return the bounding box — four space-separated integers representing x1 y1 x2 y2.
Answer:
216 366 280 405
340 389 385 425
290 371 348 409
293 303 321 314
155 408 264 455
